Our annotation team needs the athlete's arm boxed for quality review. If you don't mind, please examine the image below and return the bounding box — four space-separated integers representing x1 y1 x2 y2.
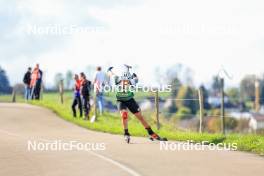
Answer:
130 73 138 85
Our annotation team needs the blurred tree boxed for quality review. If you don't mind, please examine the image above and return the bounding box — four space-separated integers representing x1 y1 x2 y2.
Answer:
170 77 181 97
211 76 221 96
164 65 183 114
168 100 177 113
226 87 240 105
176 86 198 114
65 70 73 90
199 84 210 109
240 74 256 101
54 73 64 89
0 66 11 93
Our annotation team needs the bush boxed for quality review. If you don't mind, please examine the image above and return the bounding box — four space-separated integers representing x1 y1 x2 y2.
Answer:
176 107 192 120
235 118 250 133
207 117 221 133
225 117 238 130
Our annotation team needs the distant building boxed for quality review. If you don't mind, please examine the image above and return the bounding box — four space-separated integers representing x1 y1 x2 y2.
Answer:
249 113 264 132
229 112 252 120
229 112 264 132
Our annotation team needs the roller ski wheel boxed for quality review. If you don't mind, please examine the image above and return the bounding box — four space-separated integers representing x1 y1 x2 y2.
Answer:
124 134 131 144
149 133 168 141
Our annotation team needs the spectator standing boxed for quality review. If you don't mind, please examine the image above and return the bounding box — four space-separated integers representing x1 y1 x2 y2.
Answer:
23 67 32 100
71 74 83 118
30 64 43 100
93 66 105 115
80 72 91 120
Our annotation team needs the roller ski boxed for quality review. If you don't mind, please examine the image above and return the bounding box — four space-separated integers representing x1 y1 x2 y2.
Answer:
149 133 168 141
124 134 130 144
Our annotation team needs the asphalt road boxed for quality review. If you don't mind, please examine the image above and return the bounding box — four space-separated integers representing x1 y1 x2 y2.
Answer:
0 103 263 176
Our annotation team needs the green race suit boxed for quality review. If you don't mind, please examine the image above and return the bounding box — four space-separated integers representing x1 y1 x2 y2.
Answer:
116 91 134 101
114 76 135 101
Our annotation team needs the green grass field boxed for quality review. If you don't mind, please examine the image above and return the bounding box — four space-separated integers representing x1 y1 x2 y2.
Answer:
1 92 264 155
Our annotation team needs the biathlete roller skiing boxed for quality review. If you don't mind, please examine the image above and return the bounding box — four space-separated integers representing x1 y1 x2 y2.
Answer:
107 64 167 143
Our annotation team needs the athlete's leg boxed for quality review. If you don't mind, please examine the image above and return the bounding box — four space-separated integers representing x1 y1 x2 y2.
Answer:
117 101 130 135
128 98 158 137
120 109 130 143
133 112 156 136
120 110 129 130
126 98 151 129
77 96 83 117
82 96 89 120
72 98 78 117
35 81 41 100
134 112 150 128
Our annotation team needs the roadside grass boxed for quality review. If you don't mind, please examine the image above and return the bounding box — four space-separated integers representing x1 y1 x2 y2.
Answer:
224 134 264 155
0 93 263 155
0 93 23 102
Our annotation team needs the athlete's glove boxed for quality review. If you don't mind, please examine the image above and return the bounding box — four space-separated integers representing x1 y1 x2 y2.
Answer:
131 73 137 79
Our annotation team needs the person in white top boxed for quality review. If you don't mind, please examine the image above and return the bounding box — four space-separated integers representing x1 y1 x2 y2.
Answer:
93 66 105 115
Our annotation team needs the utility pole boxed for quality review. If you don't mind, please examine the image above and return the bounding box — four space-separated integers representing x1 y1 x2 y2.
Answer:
220 78 225 135
255 80 260 112
198 88 204 133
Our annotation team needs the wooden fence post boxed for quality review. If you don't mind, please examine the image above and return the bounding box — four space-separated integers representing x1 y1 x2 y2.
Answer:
154 90 160 130
12 88 16 103
220 78 226 135
198 88 204 133
59 80 64 104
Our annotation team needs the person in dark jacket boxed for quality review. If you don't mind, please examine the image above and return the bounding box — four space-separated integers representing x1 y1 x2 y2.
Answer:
72 74 83 118
80 72 91 120
23 67 32 100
